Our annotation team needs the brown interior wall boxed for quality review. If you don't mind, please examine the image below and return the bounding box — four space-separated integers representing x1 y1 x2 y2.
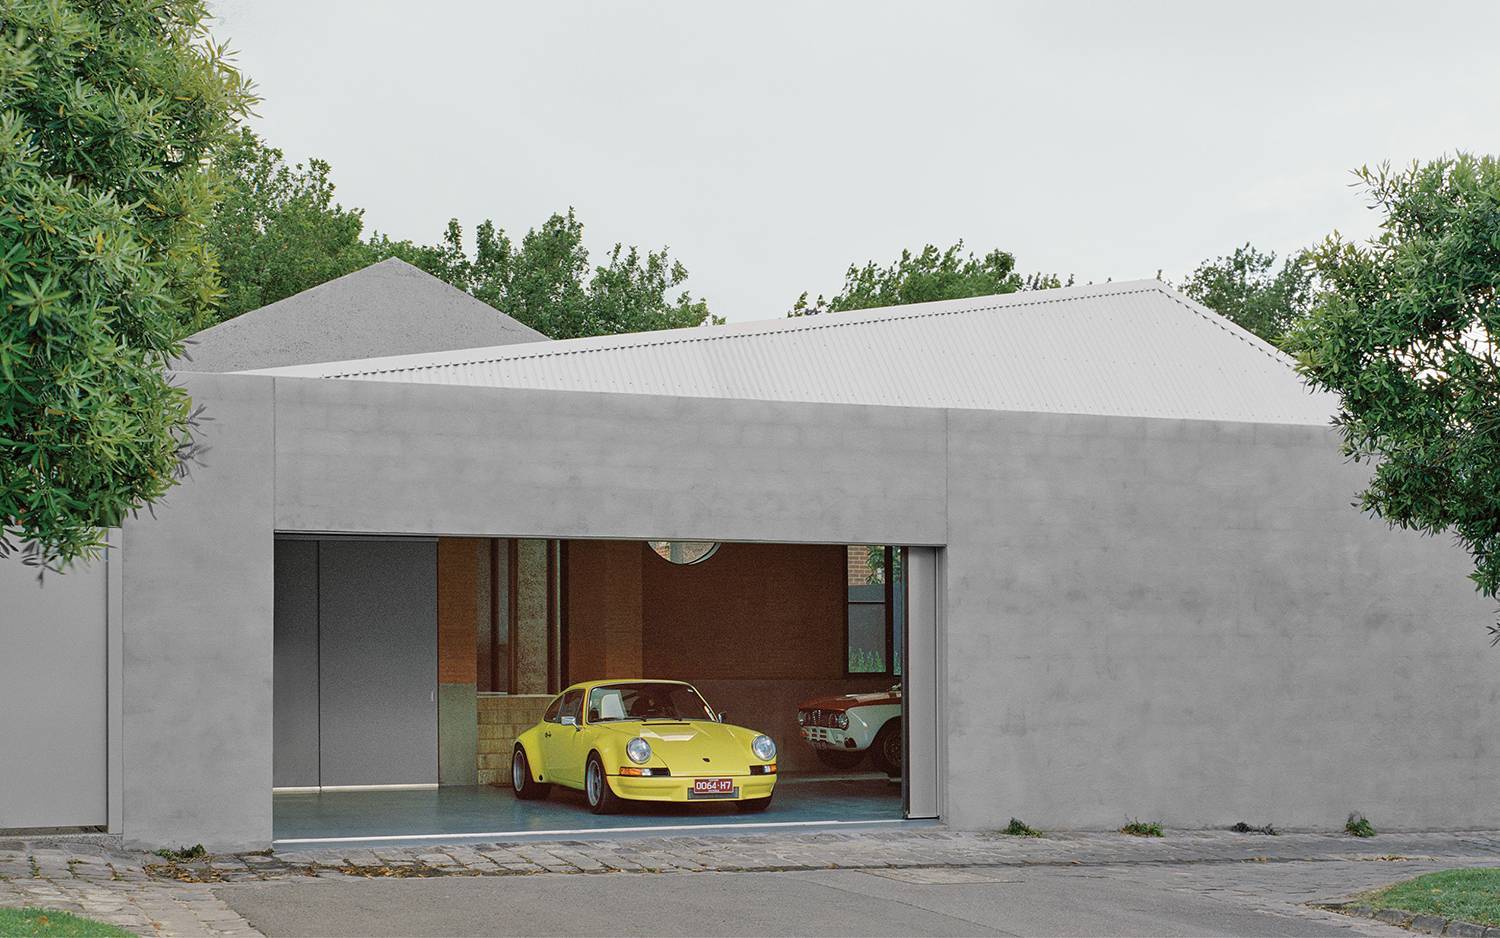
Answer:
641 542 845 679
564 540 894 773
437 538 482 684
565 540 644 680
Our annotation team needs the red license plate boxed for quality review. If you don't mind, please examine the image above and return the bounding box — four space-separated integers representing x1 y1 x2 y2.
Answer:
692 778 734 795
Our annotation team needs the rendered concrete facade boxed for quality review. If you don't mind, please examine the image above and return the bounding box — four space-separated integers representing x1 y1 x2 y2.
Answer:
6 370 1497 848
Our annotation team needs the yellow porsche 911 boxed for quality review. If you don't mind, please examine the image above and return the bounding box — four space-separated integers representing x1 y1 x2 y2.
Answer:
511 679 778 814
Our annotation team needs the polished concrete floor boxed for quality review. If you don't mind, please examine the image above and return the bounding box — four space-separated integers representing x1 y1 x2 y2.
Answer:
274 774 903 845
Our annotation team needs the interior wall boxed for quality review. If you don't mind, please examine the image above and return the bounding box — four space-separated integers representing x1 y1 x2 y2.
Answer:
436 538 484 786
565 541 894 772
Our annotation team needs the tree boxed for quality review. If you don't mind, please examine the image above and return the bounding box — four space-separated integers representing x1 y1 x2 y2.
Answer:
0 0 254 568
370 210 719 339
791 241 1070 316
1178 244 1312 345
1283 155 1500 641
205 128 372 322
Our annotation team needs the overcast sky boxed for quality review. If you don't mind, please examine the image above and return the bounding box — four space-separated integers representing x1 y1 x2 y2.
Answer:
209 1 1500 323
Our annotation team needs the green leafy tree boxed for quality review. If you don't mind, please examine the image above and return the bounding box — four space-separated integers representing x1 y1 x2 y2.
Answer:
0 0 254 568
791 241 1069 316
370 210 719 339
205 128 372 322
1178 244 1312 344
1284 155 1500 641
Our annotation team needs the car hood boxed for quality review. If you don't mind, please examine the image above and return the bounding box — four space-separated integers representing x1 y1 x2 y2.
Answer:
596 720 759 773
798 689 902 711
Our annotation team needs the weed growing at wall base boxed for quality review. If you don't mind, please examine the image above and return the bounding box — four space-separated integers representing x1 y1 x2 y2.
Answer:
1120 819 1163 837
1002 818 1043 837
1230 821 1278 835
1346 813 1376 837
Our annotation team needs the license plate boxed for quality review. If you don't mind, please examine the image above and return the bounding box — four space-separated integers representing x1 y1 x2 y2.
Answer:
692 778 734 795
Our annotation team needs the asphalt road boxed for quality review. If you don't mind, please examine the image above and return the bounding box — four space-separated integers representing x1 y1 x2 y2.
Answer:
219 864 1400 937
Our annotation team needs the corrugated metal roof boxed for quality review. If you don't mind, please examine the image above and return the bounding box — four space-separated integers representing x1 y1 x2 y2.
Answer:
245 280 1335 425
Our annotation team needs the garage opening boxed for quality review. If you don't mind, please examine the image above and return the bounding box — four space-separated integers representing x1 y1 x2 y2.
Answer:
272 537 935 844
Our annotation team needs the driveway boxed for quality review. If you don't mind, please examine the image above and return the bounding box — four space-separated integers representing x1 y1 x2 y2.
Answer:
219 862 1414 937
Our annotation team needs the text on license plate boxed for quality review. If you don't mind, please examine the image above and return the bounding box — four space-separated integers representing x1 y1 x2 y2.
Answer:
692 778 734 794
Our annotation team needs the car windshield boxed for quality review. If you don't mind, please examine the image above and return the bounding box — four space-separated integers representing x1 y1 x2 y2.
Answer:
587 683 715 723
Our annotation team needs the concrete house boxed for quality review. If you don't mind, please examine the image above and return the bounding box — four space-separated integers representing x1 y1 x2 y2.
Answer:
4 261 1496 851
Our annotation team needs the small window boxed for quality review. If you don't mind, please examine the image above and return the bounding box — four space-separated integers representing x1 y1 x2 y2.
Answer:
647 541 720 565
557 689 583 724
847 546 902 675
542 693 563 723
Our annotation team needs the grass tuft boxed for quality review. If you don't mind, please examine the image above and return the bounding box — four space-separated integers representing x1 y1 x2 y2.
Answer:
1345 813 1376 837
1361 868 1500 926
1002 818 1043 837
0 908 133 937
1230 821 1278 835
153 843 207 862
1120 818 1163 837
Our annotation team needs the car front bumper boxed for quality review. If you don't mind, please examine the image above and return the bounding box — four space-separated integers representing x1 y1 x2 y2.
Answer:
606 774 777 803
800 725 870 751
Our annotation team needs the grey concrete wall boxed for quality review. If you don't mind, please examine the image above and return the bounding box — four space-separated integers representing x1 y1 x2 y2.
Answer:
943 410 1500 831
270 379 948 547
120 373 274 850
0 554 107 829
89 371 1500 847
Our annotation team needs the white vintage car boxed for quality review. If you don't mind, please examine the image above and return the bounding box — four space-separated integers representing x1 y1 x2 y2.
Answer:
795 686 901 774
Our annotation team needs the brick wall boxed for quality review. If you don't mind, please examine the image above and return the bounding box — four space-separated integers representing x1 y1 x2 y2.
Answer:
476 694 552 786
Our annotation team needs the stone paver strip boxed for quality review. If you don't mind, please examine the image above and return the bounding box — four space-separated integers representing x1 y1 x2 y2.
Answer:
1 828 1499 935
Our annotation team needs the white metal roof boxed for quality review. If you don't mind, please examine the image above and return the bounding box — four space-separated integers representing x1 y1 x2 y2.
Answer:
246 280 1336 425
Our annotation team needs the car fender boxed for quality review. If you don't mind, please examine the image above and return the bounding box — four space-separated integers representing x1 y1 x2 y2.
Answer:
514 724 547 781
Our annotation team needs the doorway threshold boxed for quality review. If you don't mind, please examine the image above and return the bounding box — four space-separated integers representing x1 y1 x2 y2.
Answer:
274 816 929 850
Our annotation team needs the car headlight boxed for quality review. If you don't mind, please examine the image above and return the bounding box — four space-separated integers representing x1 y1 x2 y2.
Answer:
751 735 776 761
835 712 849 730
626 737 652 764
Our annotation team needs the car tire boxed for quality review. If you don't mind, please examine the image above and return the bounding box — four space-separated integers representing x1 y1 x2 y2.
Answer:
815 748 866 771
512 745 551 800
736 794 773 813
585 753 622 815
871 719 902 777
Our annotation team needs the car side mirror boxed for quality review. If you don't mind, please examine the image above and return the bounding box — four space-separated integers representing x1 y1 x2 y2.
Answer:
560 715 577 726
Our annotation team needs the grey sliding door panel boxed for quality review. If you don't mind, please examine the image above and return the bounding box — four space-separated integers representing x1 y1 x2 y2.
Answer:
272 540 320 788
316 539 438 787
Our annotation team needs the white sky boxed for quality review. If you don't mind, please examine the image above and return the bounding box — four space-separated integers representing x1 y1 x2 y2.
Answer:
208 0 1500 323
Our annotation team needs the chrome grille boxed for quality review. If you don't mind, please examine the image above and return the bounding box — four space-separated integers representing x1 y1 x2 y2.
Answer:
800 709 844 728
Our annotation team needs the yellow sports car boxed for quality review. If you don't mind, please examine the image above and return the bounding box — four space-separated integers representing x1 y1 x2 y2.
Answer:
511 679 778 814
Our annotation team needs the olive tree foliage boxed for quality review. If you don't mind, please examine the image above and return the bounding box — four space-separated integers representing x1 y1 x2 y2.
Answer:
0 0 254 568
1284 155 1500 641
1177 243 1313 345
790 240 1070 316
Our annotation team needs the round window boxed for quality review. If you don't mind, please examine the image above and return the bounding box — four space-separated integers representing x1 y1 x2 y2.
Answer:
647 541 720 565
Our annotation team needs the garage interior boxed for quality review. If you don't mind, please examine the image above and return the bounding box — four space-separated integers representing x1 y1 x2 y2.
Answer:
271 536 913 843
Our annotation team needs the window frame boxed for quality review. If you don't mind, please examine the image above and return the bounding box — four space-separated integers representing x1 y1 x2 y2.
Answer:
844 546 898 678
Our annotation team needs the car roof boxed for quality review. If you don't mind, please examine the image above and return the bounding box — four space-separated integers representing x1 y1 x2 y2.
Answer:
561 679 694 694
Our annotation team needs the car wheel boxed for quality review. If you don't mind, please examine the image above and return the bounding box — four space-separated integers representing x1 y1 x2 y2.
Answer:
815 748 866 771
585 753 621 815
872 719 902 777
512 745 551 800
736 794 773 813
